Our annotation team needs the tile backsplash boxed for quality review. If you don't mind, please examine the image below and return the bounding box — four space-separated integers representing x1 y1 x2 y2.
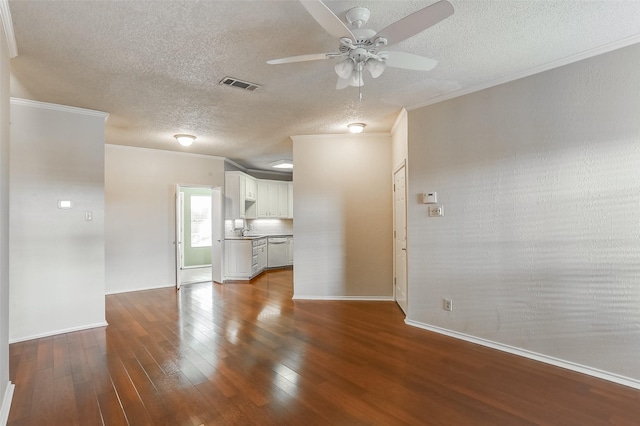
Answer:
225 218 293 237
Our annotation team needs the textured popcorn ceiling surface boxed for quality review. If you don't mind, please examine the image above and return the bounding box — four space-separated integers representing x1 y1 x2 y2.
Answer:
8 1 640 171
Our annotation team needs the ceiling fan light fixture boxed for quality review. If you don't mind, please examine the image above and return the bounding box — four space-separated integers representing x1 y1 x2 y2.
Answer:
367 59 386 78
348 72 364 87
347 123 366 134
334 58 354 79
174 134 196 147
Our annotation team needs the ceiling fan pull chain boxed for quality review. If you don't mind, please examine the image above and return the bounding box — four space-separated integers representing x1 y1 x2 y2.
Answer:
358 67 363 102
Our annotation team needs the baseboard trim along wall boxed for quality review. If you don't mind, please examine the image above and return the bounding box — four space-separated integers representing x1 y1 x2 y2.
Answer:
0 382 15 426
105 283 175 295
8 321 108 344
292 295 394 301
406 319 640 391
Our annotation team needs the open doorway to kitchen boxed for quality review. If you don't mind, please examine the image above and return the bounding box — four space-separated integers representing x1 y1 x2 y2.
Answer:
175 185 223 289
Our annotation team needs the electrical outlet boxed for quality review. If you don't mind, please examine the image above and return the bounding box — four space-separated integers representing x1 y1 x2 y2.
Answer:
429 205 444 217
443 298 453 311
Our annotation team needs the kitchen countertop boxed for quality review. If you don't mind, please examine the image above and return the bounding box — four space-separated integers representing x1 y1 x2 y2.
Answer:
225 234 292 240
225 235 266 240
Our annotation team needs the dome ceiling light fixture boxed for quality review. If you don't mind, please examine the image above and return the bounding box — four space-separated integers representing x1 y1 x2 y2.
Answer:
174 134 196 147
347 123 366 134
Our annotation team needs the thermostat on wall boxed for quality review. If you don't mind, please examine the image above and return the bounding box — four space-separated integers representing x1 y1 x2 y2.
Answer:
422 192 437 204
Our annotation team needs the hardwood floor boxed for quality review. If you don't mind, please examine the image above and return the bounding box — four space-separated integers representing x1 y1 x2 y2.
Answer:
7 269 640 425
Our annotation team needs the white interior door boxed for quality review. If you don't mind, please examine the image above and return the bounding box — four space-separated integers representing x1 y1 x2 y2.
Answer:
394 164 408 314
176 184 222 287
211 187 223 283
175 186 185 289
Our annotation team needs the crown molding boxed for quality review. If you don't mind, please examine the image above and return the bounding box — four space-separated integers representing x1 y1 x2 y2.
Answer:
10 97 109 119
407 33 640 112
0 0 17 58
290 132 391 142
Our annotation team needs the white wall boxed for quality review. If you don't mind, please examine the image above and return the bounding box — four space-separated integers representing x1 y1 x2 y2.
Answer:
407 43 640 386
105 145 225 294
292 133 393 299
0 11 12 422
9 99 107 342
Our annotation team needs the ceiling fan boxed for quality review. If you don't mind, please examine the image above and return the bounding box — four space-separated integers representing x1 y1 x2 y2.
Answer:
267 0 454 98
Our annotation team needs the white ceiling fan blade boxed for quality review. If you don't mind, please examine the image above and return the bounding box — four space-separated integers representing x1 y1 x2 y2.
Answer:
300 0 355 41
373 0 454 47
267 53 335 65
382 51 438 71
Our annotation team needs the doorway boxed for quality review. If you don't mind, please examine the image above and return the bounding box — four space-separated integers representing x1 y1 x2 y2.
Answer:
175 185 223 289
393 163 408 314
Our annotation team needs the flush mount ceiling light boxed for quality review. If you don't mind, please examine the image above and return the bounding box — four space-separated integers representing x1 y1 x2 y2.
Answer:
347 123 366 134
269 159 294 169
174 134 196 147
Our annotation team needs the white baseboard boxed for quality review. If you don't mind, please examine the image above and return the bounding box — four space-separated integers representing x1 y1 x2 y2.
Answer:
292 295 394 301
0 381 14 426
9 321 109 344
106 283 174 295
406 319 640 390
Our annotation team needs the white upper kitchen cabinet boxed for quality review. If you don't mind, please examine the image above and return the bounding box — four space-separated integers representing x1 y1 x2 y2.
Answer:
257 180 288 218
245 175 257 201
225 171 256 219
287 182 293 218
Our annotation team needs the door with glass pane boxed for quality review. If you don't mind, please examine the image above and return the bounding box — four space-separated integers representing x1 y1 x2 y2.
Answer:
175 185 222 287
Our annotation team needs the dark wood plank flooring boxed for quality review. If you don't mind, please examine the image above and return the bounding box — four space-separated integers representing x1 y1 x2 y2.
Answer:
8 269 640 425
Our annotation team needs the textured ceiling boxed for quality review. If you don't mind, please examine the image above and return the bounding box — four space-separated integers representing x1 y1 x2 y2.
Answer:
7 1 640 172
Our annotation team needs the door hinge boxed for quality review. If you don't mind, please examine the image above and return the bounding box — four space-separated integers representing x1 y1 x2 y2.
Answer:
394 277 396 285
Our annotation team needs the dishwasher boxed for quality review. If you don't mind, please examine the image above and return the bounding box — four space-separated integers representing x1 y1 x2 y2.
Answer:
267 237 288 268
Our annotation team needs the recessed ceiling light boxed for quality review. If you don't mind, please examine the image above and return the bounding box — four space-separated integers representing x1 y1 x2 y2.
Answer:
269 159 293 169
174 134 196 147
347 123 366 134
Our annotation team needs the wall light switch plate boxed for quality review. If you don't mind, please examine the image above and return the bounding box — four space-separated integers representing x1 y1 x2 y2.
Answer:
57 200 72 209
428 205 444 217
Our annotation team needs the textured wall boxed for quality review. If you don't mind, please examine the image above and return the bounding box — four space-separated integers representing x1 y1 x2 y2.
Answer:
10 100 107 342
105 145 224 294
292 134 393 299
407 44 640 381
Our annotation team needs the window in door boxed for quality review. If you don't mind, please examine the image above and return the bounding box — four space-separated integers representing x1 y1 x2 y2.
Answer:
190 195 212 247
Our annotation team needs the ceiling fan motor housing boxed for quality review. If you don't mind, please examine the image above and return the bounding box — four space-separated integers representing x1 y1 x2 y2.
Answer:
346 7 370 28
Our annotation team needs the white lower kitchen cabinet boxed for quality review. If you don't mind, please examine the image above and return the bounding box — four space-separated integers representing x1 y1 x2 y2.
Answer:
224 238 267 280
287 237 294 265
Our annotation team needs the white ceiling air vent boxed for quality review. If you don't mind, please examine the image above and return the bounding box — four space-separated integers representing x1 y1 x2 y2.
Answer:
219 76 261 91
